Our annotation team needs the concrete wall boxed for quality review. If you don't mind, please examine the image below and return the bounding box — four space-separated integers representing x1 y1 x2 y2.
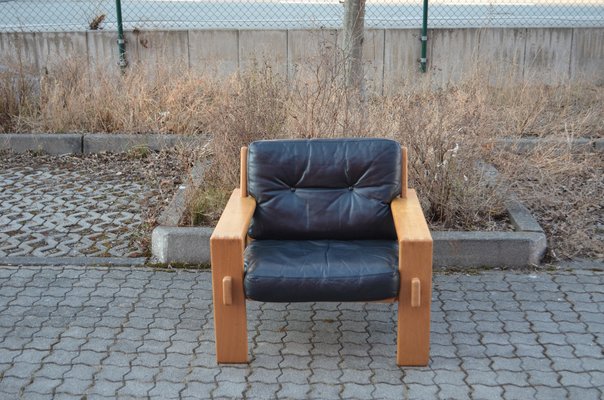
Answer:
1 28 602 92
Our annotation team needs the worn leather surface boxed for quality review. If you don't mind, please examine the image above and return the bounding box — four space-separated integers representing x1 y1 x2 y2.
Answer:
244 240 400 302
247 138 401 240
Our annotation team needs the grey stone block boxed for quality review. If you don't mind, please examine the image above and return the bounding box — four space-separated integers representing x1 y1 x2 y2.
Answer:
506 199 544 233
495 137 597 154
151 226 213 264
0 133 82 155
433 231 547 268
82 133 200 154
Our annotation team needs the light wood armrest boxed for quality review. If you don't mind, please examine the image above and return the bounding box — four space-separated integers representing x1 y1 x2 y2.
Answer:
391 189 432 245
391 188 433 366
210 188 255 363
210 188 256 242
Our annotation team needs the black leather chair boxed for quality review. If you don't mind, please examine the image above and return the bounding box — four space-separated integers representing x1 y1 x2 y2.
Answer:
211 138 433 365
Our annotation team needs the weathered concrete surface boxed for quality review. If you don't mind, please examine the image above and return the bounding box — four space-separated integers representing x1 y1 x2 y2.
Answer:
494 137 599 154
35 31 88 72
0 32 38 70
429 28 481 85
506 199 544 233
524 28 573 83
570 28 604 84
157 163 207 227
287 29 337 81
0 133 81 155
433 231 547 268
2 28 602 86
133 30 190 69
477 28 526 82
86 30 138 68
239 30 288 76
152 226 213 264
82 133 199 154
383 29 422 92
189 29 239 76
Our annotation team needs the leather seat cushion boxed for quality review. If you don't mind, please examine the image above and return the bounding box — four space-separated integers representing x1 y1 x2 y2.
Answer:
244 240 400 302
247 138 401 240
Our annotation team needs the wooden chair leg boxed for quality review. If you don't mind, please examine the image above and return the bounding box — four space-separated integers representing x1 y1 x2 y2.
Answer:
396 240 432 366
211 238 248 363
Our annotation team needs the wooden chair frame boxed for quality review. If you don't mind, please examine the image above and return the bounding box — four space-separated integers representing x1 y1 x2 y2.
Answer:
210 146 432 366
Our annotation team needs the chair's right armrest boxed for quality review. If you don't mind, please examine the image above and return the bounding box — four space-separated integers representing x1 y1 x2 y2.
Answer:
391 189 432 245
211 189 256 243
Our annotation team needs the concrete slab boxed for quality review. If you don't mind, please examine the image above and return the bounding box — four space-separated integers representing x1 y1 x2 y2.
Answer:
86 30 139 68
477 28 526 83
570 28 604 84
132 30 189 69
0 256 146 266
433 231 547 268
287 29 337 81
152 226 213 264
429 28 480 86
82 133 199 154
524 28 573 84
35 31 88 72
239 30 287 77
383 29 422 93
0 32 38 70
335 29 385 94
189 29 239 76
361 29 385 95
0 133 82 155
494 137 596 154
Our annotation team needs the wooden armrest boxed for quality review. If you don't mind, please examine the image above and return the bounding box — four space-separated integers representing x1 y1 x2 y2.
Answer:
210 189 256 242
391 189 432 244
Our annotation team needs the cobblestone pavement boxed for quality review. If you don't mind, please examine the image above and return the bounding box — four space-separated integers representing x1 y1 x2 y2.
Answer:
0 163 149 259
0 266 602 399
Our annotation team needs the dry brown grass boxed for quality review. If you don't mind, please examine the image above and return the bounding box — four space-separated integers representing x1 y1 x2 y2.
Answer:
490 146 603 261
1 58 602 234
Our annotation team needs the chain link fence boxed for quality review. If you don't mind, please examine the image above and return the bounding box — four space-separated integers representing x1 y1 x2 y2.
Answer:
0 0 602 32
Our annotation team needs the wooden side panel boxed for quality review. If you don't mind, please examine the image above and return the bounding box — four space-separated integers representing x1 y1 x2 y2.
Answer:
401 146 408 199
240 147 248 198
210 189 256 363
391 189 433 366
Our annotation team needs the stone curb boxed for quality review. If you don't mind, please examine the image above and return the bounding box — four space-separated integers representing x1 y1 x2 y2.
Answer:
0 133 202 154
152 172 548 270
0 256 147 267
2 134 602 155
494 137 604 153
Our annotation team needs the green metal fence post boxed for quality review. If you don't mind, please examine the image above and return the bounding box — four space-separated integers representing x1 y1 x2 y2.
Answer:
420 0 429 72
116 0 128 69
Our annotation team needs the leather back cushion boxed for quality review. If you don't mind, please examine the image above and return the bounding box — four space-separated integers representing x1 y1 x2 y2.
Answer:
247 138 401 240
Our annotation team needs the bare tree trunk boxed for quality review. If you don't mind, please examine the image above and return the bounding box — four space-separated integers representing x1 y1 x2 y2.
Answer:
342 0 366 93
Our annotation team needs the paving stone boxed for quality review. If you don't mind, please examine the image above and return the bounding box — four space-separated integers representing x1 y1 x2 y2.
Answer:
308 383 341 399
503 385 537 400
212 381 247 398
274 382 307 399
438 384 471 399
406 383 438 399
148 380 185 398
472 384 504 399
567 387 602 400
